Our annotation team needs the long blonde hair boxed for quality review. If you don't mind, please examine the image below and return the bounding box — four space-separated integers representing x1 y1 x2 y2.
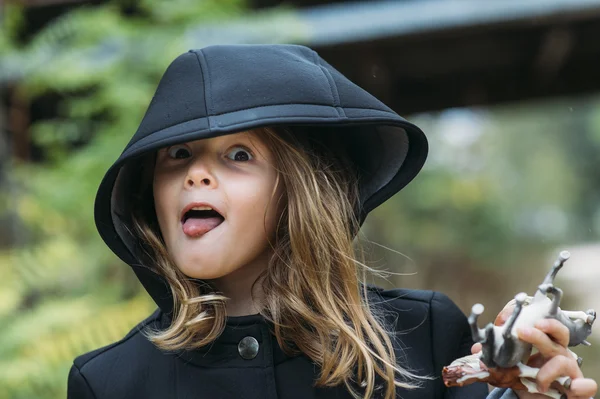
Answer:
130 127 424 398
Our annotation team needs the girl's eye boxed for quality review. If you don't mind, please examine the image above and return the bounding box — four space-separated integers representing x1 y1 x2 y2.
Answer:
167 145 191 159
226 146 253 162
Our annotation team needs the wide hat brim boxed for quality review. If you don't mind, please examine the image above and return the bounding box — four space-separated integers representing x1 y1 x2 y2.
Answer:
93 45 428 313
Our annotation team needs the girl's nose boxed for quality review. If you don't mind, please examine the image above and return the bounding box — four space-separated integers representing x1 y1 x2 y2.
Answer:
184 161 217 189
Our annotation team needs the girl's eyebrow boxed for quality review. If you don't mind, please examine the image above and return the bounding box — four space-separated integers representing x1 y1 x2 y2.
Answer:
225 133 264 153
227 132 255 145
156 145 176 156
156 134 266 158
242 137 270 160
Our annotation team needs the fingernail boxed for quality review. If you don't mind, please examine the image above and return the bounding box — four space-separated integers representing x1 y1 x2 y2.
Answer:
537 384 547 393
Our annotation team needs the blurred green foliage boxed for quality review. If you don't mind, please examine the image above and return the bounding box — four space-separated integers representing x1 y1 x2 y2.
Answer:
1 1 600 398
1 1 248 397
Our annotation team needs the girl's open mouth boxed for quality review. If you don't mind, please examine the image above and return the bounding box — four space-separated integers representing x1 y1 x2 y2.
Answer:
181 208 225 237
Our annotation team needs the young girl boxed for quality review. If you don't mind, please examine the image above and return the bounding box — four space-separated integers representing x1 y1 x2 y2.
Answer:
68 44 596 399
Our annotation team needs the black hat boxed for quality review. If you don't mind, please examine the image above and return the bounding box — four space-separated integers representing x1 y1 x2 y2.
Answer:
94 44 428 312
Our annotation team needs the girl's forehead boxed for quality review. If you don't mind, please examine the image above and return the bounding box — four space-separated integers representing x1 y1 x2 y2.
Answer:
157 130 265 151
153 129 274 161
174 130 260 147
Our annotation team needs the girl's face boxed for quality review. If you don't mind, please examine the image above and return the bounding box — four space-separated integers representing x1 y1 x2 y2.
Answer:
152 131 281 281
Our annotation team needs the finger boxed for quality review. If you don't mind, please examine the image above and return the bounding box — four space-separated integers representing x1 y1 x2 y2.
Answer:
517 325 569 359
534 318 570 348
535 355 583 393
494 305 515 326
567 377 598 398
471 343 482 354
525 352 545 368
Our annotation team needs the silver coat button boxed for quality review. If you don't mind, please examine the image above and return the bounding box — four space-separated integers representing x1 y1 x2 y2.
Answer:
238 336 259 359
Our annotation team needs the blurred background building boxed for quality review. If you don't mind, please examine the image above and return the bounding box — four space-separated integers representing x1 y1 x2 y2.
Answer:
1 0 600 397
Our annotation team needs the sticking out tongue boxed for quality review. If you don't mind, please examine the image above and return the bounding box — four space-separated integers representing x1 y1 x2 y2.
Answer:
182 213 224 237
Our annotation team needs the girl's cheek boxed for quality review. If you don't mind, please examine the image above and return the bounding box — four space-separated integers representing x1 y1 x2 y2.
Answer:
152 176 179 232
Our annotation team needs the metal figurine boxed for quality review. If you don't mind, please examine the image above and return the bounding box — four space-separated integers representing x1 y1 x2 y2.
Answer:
442 251 596 399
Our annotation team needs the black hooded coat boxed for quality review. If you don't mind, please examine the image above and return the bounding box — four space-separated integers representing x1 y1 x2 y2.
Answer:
67 44 492 399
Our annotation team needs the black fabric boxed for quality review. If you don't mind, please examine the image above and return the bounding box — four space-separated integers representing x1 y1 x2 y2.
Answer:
67 288 489 399
93 44 428 313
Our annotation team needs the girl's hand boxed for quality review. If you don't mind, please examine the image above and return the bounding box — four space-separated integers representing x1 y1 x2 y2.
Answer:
472 304 597 398
512 318 597 399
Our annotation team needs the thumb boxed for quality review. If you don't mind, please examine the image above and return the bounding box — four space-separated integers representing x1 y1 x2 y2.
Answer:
471 343 482 354
495 305 516 326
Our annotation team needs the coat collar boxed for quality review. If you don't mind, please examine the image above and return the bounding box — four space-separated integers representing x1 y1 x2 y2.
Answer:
158 311 301 368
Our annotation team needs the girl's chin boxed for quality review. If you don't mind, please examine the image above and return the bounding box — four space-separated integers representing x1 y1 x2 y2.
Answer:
176 241 223 259
173 254 232 279
177 265 228 280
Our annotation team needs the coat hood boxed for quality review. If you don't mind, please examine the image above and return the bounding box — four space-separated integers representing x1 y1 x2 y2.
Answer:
94 44 428 313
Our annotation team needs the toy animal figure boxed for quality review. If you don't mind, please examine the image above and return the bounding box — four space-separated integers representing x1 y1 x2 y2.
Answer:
442 251 596 399
442 352 579 398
